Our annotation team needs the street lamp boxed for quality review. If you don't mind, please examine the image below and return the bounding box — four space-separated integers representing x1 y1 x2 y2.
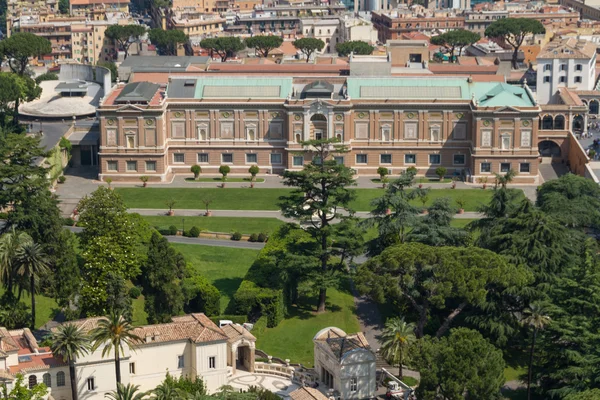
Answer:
182 218 185 235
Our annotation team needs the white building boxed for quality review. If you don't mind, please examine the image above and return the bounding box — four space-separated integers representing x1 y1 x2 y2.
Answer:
338 16 378 46
536 37 597 105
0 314 256 399
313 327 376 400
301 18 341 53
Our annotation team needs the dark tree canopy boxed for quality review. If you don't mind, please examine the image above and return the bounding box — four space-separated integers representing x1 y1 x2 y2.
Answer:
0 33 51 75
430 29 480 62
58 0 69 13
200 37 245 62
292 38 325 63
335 40 375 57
245 35 283 58
148 29 188 56
485 18 545 68
105 25 146 59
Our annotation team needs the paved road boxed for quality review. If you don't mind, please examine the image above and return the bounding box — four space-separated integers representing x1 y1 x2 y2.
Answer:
66 226 265 249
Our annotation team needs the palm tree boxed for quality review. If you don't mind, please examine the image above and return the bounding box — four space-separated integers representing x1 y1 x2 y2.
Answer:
522 303 551 400
0 229 32 293
15 240 49 329
494 169 517 189
153 381 181 400
379 317 417 378
105 383 146 400
50 324 91 400
91 312 142 385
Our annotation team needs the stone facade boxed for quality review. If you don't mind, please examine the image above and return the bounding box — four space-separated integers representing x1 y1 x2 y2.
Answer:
97 76 542 184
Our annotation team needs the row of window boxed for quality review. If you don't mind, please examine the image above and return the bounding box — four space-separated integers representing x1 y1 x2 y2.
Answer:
542 76 583 83
543 63 584 72
481 162 530 174
355 153 466 166
176 355 216 369
29 372 66 389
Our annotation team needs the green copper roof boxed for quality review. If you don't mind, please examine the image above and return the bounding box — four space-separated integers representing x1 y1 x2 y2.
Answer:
346 78 535 107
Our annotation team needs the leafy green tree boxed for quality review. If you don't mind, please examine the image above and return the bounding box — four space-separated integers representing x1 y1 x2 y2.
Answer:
15 239 49 329
200 37 245 62
279 138 356 312
522 303 551 400
140 232 186 323
0 133 47 211
157 372 206 397
105 384 146 400
184 272 220 317
335 40 374 56
191 164 201 180
430 30 480 62
380 317 416 378
408 197 469 247
0 73 27 126
292 38 325 63
412 328 505 400
357 242 530 338
0 228 31 293
363 169 423 255
98 61 118 82
58 0 69 14
50 323 91 400
1 373 47 400
148 28 188 56
34 72 58 84
105 272 133 321
0 33 51 75
91 312 142 385
536 173 600 229
105 25 146 59
485 18 545 69
245 35 283 58
494 168 517 189
566 390 600 400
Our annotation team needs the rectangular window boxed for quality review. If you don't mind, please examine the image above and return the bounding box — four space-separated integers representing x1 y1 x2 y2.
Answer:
576 64 583 71
222 154 233 163
544 64 551 71
575 76 582 83
107 160 118 171
520 163 530 173
350 377 358 392
356 154 368 164
429 154 441 165
543 76 550 83
380 154 392 164
126 161 137 172
209 356 216 369
481 162 491 173
246 153 257 164
145 161 156 172
453 154 465 165
129 363 135 374
87 377 95 391
334 156 344 165
404 154 416 164
174 153 185 163
560 64 567 71
270 153 282 164
198 153 209 163
500 162 511 173
559 76 566 83
293 156 304 167
178 355 184 369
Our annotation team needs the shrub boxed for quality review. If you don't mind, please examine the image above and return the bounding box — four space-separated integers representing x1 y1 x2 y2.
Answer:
0 212 8 219
219 165 231 178
435 167 447 180
191 164 201 179
248 165 259 179
257 232 267 242
184 274 220 316
231 231 242 241
188 226 200 238
249 233 258 242
59 136 72 153
233 280 285 328
57 175 66 183
62 217 75 226
128 286 142 299
168 225 178 235
35 72 59 84
406 166 418 174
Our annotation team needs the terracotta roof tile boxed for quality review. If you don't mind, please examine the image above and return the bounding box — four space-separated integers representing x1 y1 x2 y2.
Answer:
221 323 256 343
289 387 328 400
314 328 371 361
0 328 20 354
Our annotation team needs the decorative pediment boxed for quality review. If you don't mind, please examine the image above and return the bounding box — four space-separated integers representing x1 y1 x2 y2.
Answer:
493 106 522 114
115 104 145 112
308 99 332 115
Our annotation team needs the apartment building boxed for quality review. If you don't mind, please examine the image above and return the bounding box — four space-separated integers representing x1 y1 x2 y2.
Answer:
96 75 542 184
536 37 597 105
371 9 465 43
169 10 225 42
70 0 130 18
0 314 255 398
301 18 340 53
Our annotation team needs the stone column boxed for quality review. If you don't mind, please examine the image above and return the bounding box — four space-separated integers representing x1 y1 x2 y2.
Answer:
249 343 255 373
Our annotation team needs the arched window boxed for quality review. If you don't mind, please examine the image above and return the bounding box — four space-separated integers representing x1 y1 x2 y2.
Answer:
541 115 553 130
57 371 66 387
43 373 51 387
590 100 599 115
28 375 37 389
554 115 565 130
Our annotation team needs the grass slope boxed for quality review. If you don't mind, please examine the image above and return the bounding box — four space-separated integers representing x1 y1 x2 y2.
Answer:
117 188 519 212
254 286 360 367
142 216 284 235
171 244 259 313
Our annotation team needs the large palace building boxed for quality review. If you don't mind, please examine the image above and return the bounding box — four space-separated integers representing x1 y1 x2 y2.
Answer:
97 76 542 183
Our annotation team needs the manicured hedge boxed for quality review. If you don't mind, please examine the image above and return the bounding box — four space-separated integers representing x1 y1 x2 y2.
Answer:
233 280 285 328
185 274 220 316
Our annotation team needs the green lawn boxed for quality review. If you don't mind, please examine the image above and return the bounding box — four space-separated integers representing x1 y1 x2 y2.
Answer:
0 289 59 329
185 177 265 183
254 285 361 366
504 365 526 382
117 188 516 212
142 216 284 235
171 244 259 313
